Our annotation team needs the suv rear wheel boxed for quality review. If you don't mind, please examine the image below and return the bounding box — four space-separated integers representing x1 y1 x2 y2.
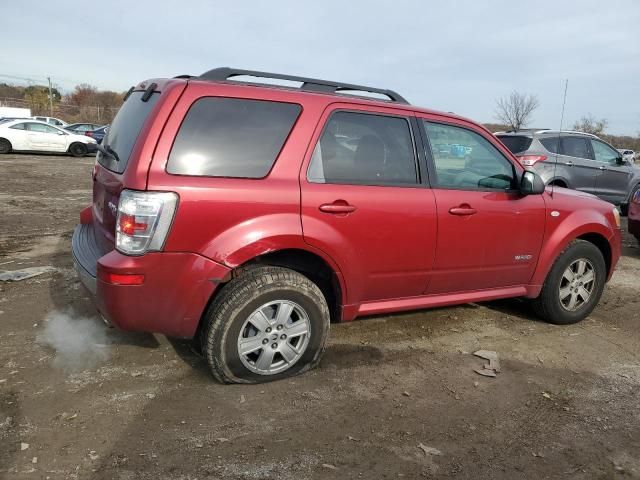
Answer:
532 240 606 325
201 266 330 383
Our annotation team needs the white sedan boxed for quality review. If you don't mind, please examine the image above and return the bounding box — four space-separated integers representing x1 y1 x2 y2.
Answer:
0 119 97 157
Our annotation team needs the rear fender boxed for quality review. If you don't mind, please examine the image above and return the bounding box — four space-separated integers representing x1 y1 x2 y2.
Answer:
199 213 347 301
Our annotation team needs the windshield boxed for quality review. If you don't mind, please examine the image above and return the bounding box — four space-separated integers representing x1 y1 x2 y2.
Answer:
496 135 533 154
97 91 159 173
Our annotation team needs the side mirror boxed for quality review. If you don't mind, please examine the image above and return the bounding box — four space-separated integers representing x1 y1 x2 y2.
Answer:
520 171 546 195
615 156 625 165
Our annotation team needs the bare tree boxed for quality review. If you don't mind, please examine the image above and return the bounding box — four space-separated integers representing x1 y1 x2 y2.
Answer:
495 91 540 131
573 114 608 135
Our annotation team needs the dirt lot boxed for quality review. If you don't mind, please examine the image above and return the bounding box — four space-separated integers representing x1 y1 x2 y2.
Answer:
1 154 639 480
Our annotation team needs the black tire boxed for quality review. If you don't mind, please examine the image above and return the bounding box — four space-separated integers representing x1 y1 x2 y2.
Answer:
201 266 330 384
532 240 606 325
69 142 88 157
0 138 11 154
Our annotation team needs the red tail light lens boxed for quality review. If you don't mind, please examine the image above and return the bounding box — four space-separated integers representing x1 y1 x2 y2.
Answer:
516 155 547 167
85 131 94 137
99 271 145 285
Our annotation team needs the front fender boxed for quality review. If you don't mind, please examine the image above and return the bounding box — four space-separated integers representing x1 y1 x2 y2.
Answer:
529 210 615 290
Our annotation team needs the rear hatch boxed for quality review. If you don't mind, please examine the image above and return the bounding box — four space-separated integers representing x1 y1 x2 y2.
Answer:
92 89 161 252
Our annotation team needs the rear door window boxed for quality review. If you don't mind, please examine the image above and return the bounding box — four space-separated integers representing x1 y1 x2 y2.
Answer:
98 91 160 174
561 137 592 159
307 111 418 186
26 123 58 133
167 97 301 178
496 135 532 154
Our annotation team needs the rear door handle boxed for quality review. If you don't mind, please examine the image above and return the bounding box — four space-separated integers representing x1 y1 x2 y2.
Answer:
319 201 356 214
449 205 477 216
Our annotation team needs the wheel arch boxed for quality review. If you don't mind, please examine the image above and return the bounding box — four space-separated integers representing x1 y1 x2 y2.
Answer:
529 216 615 292
547 177 570 188
0 137 12 152
194 246 346 342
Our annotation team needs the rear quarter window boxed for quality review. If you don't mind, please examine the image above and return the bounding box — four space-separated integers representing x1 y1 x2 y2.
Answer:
539 137 559 154
167 98 301 178
496 135 532 154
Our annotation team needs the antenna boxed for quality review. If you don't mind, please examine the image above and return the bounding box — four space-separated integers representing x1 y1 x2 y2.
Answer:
551 79 569 197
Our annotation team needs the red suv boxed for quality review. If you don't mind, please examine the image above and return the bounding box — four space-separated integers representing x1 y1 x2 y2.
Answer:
72 68 622 383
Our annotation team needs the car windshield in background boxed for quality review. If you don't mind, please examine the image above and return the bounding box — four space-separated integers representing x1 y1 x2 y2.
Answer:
496 135 533 154
97 91 159 174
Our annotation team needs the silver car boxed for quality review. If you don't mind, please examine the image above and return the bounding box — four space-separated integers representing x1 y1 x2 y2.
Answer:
496 129 640 214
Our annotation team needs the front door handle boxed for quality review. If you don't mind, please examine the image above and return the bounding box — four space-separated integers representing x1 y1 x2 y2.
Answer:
599 165 606 170
565 161 574 167
449 205 477 216
319 201 356 214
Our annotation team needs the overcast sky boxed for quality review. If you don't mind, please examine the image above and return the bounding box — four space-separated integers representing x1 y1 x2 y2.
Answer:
2 0 639 134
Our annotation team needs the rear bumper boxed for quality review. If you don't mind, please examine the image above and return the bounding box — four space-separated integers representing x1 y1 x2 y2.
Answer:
71 223 231 338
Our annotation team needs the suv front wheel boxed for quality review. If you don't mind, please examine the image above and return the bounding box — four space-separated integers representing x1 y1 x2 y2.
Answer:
532 240 606 325
201 266 330 383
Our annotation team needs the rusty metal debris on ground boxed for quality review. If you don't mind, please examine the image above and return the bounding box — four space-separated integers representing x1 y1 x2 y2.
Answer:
473 350 501 377
0 266 57 282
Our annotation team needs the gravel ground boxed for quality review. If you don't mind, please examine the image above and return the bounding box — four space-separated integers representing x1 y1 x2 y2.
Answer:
1 153 639 480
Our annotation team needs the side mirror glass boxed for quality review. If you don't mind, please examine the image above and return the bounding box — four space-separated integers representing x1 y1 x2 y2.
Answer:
520 171 546 195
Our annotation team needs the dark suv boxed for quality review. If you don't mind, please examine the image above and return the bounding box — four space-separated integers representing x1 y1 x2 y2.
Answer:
72 68 621 383
496 129 640 213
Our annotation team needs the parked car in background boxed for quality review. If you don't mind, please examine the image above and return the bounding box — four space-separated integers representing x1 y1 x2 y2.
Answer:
72 67 621 384
496 129 640 214
618 149 636 163
0 119 96 156
629 188 640 244
32 116 67 127
0 117 30 124
84 125 108 144
65 123 103 134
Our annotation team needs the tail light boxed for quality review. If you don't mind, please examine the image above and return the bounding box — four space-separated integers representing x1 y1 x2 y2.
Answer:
85 131 94 137
116 190 178 255
516 155 547 167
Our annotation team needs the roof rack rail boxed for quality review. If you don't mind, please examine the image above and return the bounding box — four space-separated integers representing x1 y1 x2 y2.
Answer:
198 67 409 104
538 129 599 138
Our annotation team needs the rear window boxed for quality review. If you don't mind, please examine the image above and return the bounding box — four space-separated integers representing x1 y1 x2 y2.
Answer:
496 135 532 154
98 91 159 173
167 98 301 178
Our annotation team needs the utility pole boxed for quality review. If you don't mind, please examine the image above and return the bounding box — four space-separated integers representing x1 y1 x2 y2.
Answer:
47 76 53 116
